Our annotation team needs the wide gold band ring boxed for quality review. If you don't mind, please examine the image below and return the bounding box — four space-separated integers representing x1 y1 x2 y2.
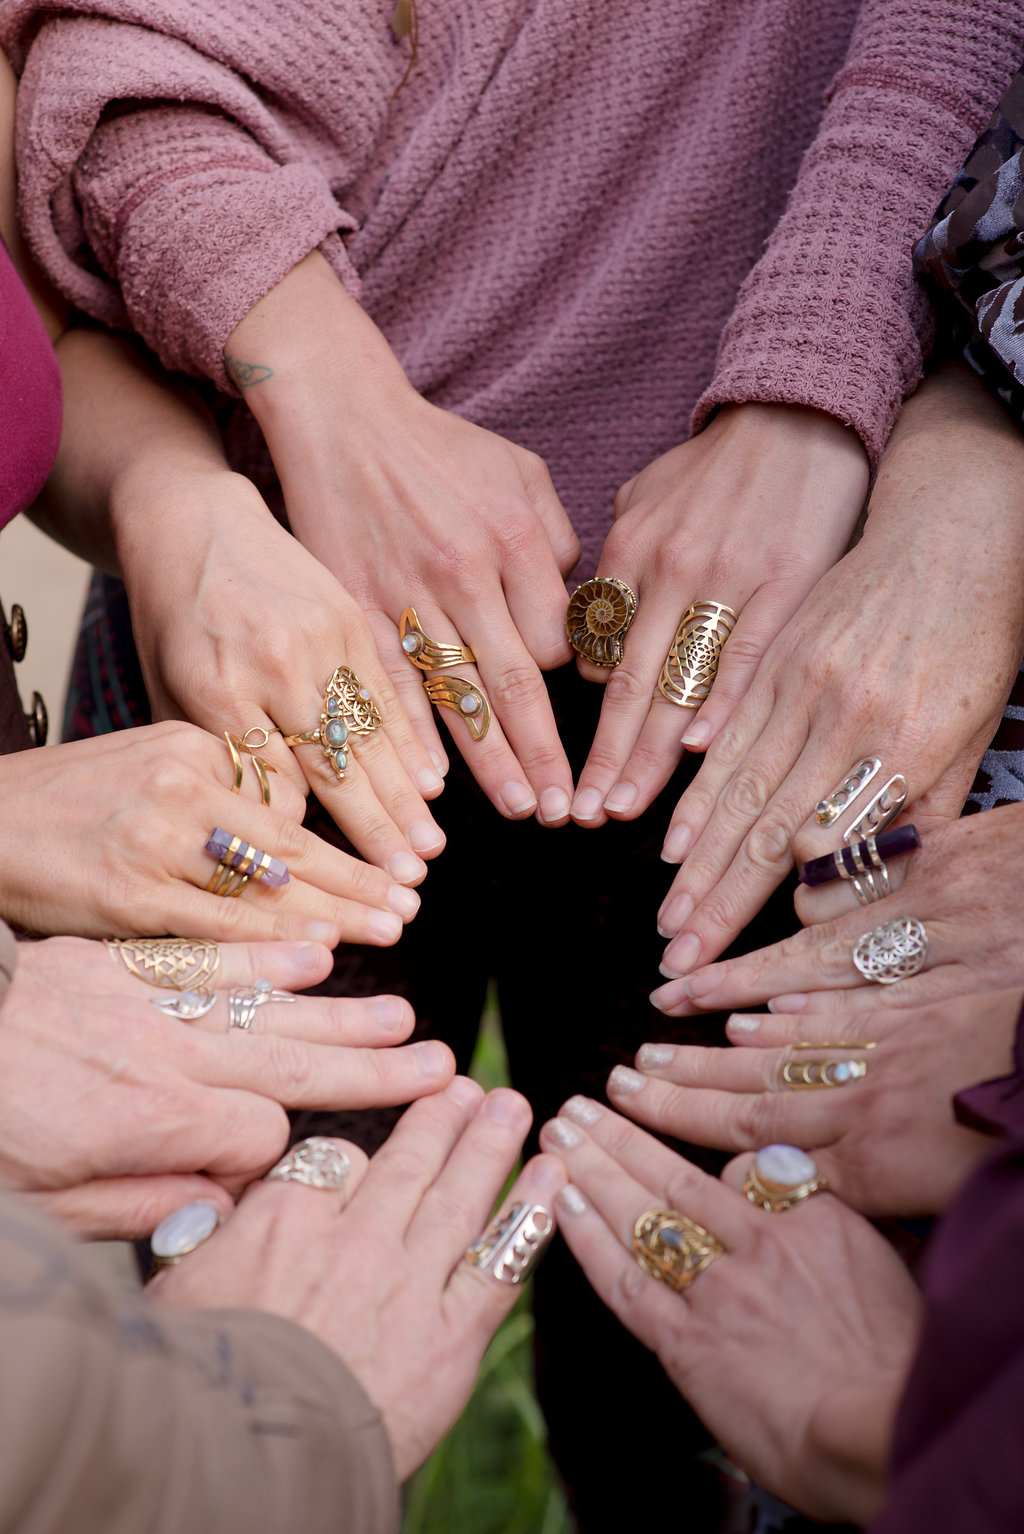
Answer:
632 1207 723 1292
658 601 738 708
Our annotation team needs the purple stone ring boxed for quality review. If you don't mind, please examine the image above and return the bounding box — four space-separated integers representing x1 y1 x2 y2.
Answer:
204 829 290 899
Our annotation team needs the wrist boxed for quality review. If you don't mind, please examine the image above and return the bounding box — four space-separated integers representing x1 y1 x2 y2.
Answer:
805 1375 903 1523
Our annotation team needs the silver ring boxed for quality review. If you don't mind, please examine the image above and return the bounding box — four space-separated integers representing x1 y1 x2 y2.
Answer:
151 1199 221 1269
852 917 928 985
265 1137 351 1190
464 1201 555 1284
227 978 296 1032
150 989 218 1021
837 836 890 906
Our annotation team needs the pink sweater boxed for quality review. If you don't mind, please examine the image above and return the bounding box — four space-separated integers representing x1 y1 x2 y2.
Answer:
4 0 1021 571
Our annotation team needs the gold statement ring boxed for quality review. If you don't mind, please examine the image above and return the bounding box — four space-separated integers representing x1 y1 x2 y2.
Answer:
281 667 382 781
658 601 738 709
566 576 638 667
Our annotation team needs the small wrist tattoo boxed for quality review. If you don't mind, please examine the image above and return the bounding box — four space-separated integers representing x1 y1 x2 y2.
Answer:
224 353 274 389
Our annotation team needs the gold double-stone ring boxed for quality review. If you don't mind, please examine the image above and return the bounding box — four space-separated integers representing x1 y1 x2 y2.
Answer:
399 606 490 741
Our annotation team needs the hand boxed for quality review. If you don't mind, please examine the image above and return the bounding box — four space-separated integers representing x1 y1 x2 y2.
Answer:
228 252 581 827
151 1079 566 1479
539 1096 921 1525
655 365 1024 980
115 461 448 880
0 719 422 944
6 935 453 1238
653 804 1024 1019
605 990 1018 1215
568 402 868 828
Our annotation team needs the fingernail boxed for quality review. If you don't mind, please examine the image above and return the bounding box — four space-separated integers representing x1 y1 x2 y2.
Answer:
662 933 701 977
387 884 421 920
430 751 449 777
527 1156 567 1194
681 720 710 750
485 1088 529 1126
636 1042 674 1070
371 995 411 1032
501 781 537 817
683 967 721 1002
368 909 403 943
604 782 637 815
562 1095 601 1126
388 850 427 884
657 891 694 939
537 787 572 825
661 823 692 864
414 1039 449 1076
445 1075 483 1106
571 787 605 823
293 942 328 973
407 821 445 856
649 981 687 1015
546 1116 582 1149
416 766 446 796
303 921 340 945
608 1064 645 1095
558 1184 588 1215
768 994 808 1013
727 1014 762 1035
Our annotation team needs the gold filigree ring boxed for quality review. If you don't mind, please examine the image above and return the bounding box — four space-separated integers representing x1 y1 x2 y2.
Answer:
566 576 638 667
399 607 476 671
281 666 382 781
106 937 221 991
423 675 490 740
464 1202 555 1285
632 1207 723 1292
657 601 738 708
742 1146 828 1212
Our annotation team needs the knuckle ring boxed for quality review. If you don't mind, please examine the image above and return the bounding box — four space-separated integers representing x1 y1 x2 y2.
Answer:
422 674 491 739
222 729 277 806
781 1057 868 1089
657 600 738 708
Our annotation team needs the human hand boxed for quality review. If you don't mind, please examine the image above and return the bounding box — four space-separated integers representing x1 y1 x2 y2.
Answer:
568 402 868 828
654 804 1024 1019
655 366 1024 980
151 1080 565 1479
539 1096 921 1524
0 719 425 944
228 253 580 827
114 460 448 881
6 934 453 1238
604 990 1018 1215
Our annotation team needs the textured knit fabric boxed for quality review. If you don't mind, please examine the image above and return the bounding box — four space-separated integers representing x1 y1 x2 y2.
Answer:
0 1192 399 1534
0 236 60 530
5 1 1023 574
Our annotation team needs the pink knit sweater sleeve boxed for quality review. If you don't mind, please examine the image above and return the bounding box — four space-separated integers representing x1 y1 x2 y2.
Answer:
5 11 359 391
692 0 1024 467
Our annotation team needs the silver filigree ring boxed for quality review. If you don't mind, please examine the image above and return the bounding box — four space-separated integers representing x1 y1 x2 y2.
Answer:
265 1137 352 1190
227 978 296 1031
851 917 928 985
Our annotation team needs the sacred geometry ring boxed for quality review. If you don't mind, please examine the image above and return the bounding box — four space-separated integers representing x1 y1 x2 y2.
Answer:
281 666 382 781
657 600 738 708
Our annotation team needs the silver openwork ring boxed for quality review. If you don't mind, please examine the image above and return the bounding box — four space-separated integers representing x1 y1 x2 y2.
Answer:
265 1137 352 1190
851 917 929 985
464 1202 555 1285
227 978 296 1032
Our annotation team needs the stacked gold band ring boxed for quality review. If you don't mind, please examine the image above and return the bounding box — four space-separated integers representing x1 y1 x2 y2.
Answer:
658 600 738 708
399 607 477 671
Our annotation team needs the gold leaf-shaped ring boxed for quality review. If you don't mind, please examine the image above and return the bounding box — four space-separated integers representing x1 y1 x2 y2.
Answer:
566 576 638 667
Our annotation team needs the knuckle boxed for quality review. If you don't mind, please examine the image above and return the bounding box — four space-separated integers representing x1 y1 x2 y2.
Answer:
721 768 770 824
744 814 795 875
604 666 652 707
488 662 545 713
730 1095 770 1149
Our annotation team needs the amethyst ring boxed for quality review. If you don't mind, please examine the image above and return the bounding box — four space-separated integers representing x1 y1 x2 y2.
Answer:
204 828 290 899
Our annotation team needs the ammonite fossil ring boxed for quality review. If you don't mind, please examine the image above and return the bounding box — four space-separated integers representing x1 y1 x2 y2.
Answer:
566 576 638 667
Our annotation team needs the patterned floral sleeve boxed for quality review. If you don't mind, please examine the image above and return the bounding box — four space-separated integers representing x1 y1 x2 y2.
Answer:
914 70 1024 429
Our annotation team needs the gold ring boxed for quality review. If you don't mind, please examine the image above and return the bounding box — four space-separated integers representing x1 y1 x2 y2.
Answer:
223 730 277 806
781 1058 867 1090
399 607 476 671
566 576 638 667
106 937 221 991
632 1207 723 1292
742 1146 828 1212
657 601 738 708
423 674 490 739
280 666 382 781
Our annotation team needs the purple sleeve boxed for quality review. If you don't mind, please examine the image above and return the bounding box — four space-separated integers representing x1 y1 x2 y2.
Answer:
8 13 359 393
0 238 61 526
692 0 1024 468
